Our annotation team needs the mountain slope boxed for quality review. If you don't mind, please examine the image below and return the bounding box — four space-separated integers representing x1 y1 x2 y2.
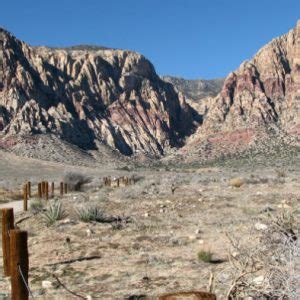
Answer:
161 76 224 102
184 21 300 155
0 28 196 157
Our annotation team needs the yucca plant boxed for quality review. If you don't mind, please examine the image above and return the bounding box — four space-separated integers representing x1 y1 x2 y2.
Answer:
76 206 107 223
42 201 66 226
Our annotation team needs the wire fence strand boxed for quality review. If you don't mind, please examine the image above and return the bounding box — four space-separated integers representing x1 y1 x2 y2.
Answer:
18 264 35 299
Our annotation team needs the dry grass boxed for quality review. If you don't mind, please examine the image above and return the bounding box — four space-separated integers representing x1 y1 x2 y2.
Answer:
276 169 286 178
229 177 244 188
226 210 299 299
0 187 23 202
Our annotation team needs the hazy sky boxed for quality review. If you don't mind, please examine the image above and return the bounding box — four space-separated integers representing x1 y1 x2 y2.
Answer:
1 0 300 79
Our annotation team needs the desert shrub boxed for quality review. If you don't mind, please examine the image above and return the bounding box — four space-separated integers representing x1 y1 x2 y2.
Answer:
42 201 66 226
226 210 299 299
276 169 286 178
30 199 44 212
245 176 269 185
63 171 91 191
117 165 130 171
0 187 23 201
229 177 244 188
111 222 123 230
197 250 213 263
76 206 106 223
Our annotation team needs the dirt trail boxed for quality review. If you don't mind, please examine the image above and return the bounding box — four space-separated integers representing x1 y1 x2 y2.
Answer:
0 199 31 213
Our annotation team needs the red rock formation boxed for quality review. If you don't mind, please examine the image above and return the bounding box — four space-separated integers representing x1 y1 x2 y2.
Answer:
0 28 195 156
186 21 300 152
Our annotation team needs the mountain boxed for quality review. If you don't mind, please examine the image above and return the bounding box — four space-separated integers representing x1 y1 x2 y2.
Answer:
161 76 224 102
0 28 197 157
183 21 300 156
1 22 300 162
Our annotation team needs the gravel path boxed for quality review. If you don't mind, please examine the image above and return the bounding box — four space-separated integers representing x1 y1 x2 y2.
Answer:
0 199 31 213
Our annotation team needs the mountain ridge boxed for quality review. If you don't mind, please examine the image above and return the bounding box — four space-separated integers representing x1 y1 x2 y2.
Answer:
0 28 197 157
1 22 300 161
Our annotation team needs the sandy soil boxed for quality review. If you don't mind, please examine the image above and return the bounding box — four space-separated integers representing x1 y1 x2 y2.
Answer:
0 150 299 299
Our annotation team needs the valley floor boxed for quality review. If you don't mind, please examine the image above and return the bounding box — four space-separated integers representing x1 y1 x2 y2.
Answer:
0 150 299 299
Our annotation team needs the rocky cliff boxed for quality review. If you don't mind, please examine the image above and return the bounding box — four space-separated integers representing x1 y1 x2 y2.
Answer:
0 28 196 157
1 22 300 161
185 21 300 153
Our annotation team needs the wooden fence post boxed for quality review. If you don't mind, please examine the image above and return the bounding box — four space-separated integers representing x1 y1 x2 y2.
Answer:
10 229 29 300
45 182 49 201
1 208 14 276
51 182 54 198
64 183 68 194
27 182 31 198
42 181 45 198
23 184 28 211
38 183 42 199
60 182 64 196
158 291 216 300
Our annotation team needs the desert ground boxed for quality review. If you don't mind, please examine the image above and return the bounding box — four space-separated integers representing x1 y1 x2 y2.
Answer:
0 149 299 299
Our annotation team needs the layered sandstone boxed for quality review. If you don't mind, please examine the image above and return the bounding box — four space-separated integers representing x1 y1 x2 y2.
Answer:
0 28 195 156
1 21 300 160
185 21 300 152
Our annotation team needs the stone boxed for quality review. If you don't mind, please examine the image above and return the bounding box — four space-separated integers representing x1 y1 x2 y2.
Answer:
255 223 268 231
42 280 53 289
252 275 264 285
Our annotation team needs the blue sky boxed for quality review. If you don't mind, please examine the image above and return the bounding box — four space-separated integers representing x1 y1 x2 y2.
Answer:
1 0 300 79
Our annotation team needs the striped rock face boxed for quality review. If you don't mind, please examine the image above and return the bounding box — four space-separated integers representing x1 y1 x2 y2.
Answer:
184 20 300 153
292 21 300 87
0 28 195 156
290 20 300 130
1 22 300 159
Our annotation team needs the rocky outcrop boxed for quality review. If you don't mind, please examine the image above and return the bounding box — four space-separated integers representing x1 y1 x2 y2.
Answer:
185 21 300 152
2 21 300 161
161 76 224 102
0 28 196 156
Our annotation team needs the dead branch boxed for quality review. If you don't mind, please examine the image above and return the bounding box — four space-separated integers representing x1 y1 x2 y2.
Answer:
45 255 101 267
52 273 87 299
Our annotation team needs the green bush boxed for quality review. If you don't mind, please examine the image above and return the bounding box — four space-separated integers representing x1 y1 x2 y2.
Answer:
76 206 106 223
197 250 213 263
63 171 91 191
30 199 44 212
42 201 66 226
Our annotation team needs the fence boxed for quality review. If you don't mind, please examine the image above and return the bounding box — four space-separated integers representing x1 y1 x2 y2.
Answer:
0 180 69 298
1 208 32 299
1 180 217 299
22 181 68 212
